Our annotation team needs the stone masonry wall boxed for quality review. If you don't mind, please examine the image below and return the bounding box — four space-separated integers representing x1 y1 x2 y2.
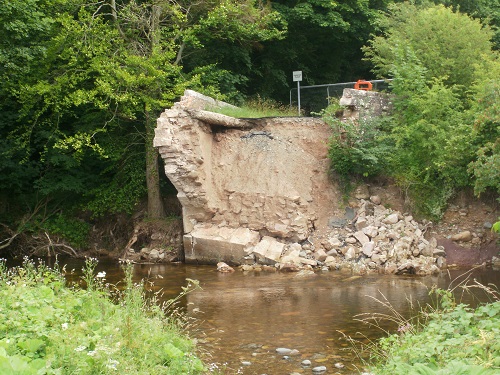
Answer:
154 90 339 264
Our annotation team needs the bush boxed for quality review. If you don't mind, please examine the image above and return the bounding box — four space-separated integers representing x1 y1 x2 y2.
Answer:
0 258 205 374
386 80 474 219
349 281 500 375
323 104 392 185
41 213 91 249
371 300 500 374
360 2 499 219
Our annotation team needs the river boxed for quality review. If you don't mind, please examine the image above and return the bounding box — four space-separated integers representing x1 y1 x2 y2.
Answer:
8 257 500 375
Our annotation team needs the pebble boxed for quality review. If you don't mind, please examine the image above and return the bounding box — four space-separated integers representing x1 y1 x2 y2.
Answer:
334 362 345 368
312 366 327 373
275 347 292 355
241 361 251 366
301 359 312 366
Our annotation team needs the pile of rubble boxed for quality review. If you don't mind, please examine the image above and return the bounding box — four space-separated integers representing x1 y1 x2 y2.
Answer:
244 196 446 275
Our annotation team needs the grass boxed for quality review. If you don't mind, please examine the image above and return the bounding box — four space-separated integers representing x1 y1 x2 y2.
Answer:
0 257 205 374
208 96 298 118
342 270 500 375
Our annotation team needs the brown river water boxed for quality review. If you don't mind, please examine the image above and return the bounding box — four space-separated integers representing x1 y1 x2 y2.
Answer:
9 257 500 375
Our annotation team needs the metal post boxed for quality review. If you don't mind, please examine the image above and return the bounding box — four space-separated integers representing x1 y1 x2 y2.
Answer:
297 81 301 116
292 70 303 116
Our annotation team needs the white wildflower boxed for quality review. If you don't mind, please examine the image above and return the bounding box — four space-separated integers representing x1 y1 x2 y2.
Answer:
74 346 86 352
61 323 68 330
106 359 119 370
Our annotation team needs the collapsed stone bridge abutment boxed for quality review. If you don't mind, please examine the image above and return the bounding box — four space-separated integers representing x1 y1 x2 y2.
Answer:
154 90 339 265
153 90 449 275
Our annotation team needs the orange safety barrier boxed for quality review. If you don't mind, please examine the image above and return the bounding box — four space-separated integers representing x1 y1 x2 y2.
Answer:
354 79 373 91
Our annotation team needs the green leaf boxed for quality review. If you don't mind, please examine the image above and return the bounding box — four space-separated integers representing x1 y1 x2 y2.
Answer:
17 339 45 355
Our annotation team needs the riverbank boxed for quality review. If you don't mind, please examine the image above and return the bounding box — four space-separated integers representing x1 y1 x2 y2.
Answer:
0 258 204 375
362 282 500 374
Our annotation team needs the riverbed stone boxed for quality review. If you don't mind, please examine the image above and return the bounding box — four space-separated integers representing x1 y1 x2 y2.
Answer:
149 249 160 260
354 231 369 245
362 242 375 257
354 184 370 199
451 231 472 242
345 236 356 244
252 236 285 265
312 365 327 373
216 262 234 272
362 225 378 238
323 236 342 250
383 213 399 224
279 263 300 272
355 216 368 230
344 247 357 260
314 248 328 262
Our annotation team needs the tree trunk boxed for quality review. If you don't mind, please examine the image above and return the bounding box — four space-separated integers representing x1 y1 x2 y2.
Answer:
145 110 165 219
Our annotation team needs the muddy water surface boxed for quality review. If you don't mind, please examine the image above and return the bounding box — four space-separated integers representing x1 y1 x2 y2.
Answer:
21 258 500 375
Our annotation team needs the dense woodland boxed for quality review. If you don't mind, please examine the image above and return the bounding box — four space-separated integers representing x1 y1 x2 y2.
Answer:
0 0 499 255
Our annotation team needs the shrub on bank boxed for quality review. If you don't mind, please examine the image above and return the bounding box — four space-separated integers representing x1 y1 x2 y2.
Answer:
0 258 204 374
360 286 500 375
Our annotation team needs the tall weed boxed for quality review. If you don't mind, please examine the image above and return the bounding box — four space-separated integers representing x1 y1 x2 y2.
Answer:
341 269 500 375
0 257 205 374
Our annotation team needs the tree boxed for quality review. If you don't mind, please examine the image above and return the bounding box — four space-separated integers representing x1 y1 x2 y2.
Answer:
362 2 499 218
176 0 286 103
1 0 288 231
432 0 500 49
243 0 392 102
364 2 494 89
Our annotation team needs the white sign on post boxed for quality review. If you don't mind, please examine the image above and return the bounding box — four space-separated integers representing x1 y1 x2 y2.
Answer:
292 71 302 82
293 71 302 115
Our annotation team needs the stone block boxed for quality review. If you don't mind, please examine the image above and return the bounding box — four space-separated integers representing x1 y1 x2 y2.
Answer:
383 213 399 225
252 236 285 265
183 227 259 265
354 231 370 245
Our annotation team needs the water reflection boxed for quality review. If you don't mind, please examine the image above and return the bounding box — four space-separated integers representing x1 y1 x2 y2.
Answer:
6 257 499 374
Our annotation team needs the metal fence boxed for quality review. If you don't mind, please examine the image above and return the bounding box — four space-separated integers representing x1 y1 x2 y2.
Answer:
289 79 392 115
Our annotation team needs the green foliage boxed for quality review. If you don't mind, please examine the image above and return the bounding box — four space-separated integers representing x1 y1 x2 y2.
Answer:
467 64 500 201
362 2 499 219
0 258 205 374
364 2 494 89
388 80 473 219
492 220 500 234
242 0 392 101
432 0 500 50
370 298 500 374
180 0 286 100
84 152 147 217
41 213 91 249
323 105 391 180
351 283 500 375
